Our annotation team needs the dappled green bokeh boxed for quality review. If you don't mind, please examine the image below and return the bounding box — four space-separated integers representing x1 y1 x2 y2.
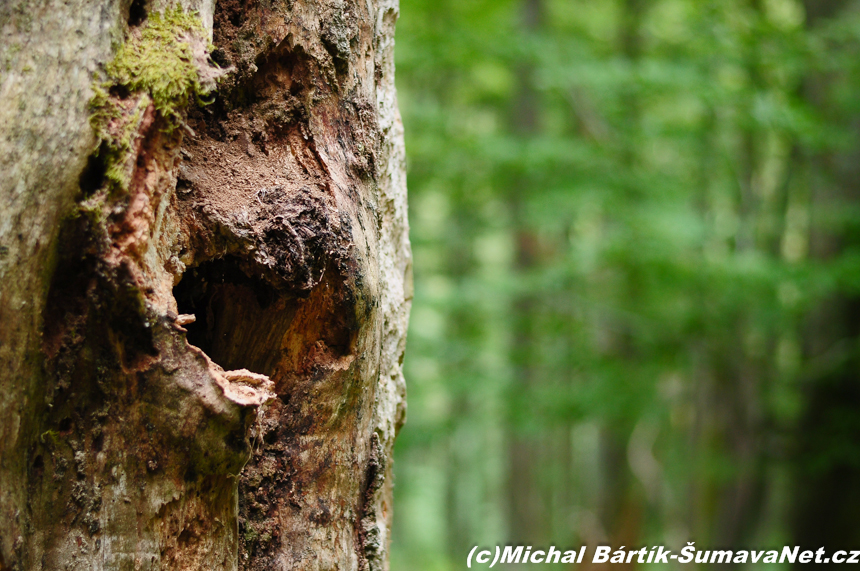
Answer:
392 0 860 569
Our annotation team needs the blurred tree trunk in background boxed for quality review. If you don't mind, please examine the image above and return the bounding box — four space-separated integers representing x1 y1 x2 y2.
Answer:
598 0 646 559
0 0 410 569
708 0 769 549
506 0 551 547
582 2 649 566
443 210 482 560
792 0 860 561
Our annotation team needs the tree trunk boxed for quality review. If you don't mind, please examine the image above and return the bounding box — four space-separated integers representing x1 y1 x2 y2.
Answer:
790 1 860 562
0 0 411 569
505 0 547 547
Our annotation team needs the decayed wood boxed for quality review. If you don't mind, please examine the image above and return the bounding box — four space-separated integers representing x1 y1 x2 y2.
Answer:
0 0 410 569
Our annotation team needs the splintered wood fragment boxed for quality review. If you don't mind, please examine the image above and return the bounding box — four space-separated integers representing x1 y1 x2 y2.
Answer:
214 368 276 407
176 314 196 325
222 368 272 388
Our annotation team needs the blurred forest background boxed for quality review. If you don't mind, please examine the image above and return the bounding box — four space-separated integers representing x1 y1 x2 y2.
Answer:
390 0 860 568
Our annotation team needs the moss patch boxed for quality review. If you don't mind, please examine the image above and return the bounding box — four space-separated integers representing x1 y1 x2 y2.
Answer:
105 8 218 120
87 8 225 192
88 90 151 190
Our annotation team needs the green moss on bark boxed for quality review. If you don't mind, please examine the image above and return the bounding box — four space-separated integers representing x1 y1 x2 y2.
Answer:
87 8 225 192
105 8 218 120
89 90 151 190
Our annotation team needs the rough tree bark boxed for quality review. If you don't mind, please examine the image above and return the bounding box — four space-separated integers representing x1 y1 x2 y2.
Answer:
0 0 411 569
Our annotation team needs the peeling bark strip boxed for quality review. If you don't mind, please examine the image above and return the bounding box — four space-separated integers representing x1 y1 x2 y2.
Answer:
0 0 410 569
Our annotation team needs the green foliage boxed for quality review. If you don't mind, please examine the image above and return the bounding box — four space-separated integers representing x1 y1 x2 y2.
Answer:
393 0 860 568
